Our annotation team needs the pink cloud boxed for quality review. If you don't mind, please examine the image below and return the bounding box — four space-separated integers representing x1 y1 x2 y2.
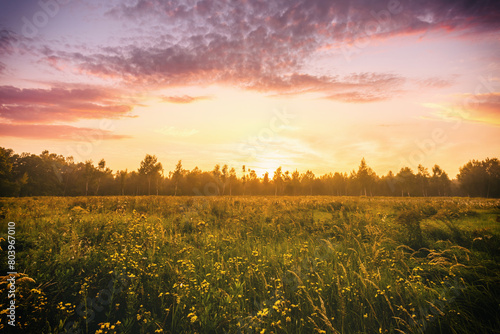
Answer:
12 0 499 104
427 92 500 126
0 85 137 123
162 95 212 104
417 77 456 89
0 123 130 140
466 93 500 124
324 91 389 103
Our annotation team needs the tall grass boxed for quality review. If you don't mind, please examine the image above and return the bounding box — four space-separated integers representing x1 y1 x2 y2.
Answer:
0 196 499 333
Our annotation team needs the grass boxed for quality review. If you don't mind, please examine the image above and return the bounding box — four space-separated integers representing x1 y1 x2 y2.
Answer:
0 196 499 333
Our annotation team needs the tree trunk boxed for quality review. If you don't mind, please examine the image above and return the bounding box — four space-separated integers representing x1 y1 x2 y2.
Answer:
95 178 101 196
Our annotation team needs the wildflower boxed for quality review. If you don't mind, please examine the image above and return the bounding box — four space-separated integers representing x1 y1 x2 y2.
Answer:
188 313 198 323
257 308 269 317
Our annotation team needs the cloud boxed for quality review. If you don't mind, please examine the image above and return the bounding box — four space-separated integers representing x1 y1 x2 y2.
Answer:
17 0 500 101
156 126 199 137
45 42 406 101
0 123 130 140
324 91 389 103
0 29 15 55
257 72 405 101
107 0 500 36
417 77 456 89
463 92 500 125
162 95 211 104
424 92 500 126
0 29 16 76
0 85 137 123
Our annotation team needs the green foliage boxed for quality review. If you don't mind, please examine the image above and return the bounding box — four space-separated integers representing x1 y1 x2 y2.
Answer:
0 196 499 333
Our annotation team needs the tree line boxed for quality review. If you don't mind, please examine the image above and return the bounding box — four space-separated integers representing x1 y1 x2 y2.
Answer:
0 147 499 197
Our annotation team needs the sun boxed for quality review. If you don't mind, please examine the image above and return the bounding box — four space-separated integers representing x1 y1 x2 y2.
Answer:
250 156 292 177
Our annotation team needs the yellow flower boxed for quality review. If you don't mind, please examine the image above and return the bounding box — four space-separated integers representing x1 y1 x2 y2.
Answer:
257 308 269 317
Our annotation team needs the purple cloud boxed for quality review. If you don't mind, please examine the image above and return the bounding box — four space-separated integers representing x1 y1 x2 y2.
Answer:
0 85 137 123
35 0 494 100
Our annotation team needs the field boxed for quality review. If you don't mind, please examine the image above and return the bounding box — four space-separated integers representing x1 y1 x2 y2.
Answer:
1 196 499 334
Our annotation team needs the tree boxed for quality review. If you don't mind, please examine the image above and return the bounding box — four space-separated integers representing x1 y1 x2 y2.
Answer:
356 158 376 196
291 170 300 195
396 167 416 197
332 172 347 196
227 167 237 196
457 158 500 197
212 164 221 195
95 159 112 195
117 170 128 195
430 165 451 196
241 165 247 195
172 160 183 196
416 164 430 197
380 171 396 196
248 169 259 195
282 170 292 195
0 148 18 196
1 145 499 198
84 160 95 196
138 154 163 195
301 170 315 195
185 166 202 195
273 167 283 196
221 164 229 195
263 172 270 195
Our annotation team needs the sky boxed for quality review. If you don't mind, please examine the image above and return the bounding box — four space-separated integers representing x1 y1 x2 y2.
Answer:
0 0 499 178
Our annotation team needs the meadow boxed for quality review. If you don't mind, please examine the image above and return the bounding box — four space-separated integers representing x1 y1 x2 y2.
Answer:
0 196 499 334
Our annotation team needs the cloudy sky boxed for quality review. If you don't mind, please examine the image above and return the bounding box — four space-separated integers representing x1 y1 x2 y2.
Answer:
1 0 499 177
